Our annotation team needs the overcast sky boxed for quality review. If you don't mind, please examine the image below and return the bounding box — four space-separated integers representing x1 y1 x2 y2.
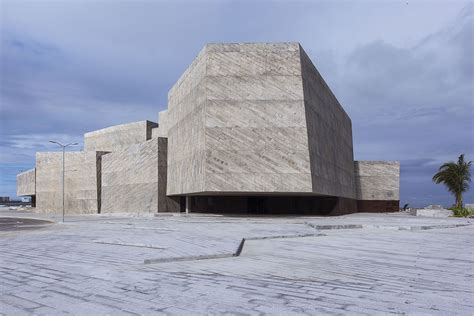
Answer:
1 0 473 207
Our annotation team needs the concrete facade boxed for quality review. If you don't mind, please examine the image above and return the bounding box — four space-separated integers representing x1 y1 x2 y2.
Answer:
166 43 354 196
16 42 400 215
157 110 171 138
101 139 159 213
84 120 157 152
16 168 36 196
354 161 400 200
163 43 362 214
35 151 105 214
300 48 355 199
354 161 400 212
101 138 179 213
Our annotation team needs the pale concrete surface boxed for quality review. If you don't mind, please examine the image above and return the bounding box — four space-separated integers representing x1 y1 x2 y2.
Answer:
1 209 472 315
411 208 453 217
300 45 355 199
166 46 207 194
101 138 180 213
101 139 160 213
157 110 170 138
35 151 107 214
150 126 160 139
84 121 157 152
354 161 400 200
165 42 370 197
16 169 35 196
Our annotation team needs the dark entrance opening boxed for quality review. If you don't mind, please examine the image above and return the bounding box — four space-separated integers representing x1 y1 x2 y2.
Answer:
248 197 266 214
187 195 357 216
179 196 186 212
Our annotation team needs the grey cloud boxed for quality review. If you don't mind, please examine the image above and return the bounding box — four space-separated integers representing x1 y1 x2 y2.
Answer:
332 6 474 206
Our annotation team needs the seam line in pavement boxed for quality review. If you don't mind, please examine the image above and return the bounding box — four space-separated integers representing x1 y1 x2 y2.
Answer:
143 233 325 264
305 222 472 231
93 241 167 249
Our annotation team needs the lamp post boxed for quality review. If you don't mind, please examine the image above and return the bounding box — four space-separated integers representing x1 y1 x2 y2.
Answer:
49 141 78 222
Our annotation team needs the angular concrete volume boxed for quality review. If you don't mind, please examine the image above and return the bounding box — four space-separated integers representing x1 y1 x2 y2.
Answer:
84 120 157 152
35 151 106 214
166 43 355 198
101 138 179 213
354 161 400 212
17 168 36 196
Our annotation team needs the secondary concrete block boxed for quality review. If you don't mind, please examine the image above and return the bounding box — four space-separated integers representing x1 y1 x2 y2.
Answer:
84 120 157 152
354 161 400 212
354 161 400 201
35 151 105 214
101 138 179 213
151 127 160 139
17 168 36 196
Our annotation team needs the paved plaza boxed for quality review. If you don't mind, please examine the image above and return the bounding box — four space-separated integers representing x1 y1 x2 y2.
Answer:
0 209 473 315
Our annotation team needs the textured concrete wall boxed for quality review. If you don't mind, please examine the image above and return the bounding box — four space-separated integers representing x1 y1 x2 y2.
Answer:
204 43 313 193
167 48 207 194
35 151 104 214
167 43 315 195
151 127 160 139
101 139 158 213
101 138 179 213
300 47 356 199
17 168 35 196
354 161 400 201
157 138 180 212
166 42 356 198
84 120 157 152
157 110 170 137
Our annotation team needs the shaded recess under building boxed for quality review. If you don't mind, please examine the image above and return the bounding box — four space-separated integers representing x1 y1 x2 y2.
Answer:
17 42 400 215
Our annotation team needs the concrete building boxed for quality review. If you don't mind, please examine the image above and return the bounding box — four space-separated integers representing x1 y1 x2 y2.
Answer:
16 42 400 215
16 169 36 206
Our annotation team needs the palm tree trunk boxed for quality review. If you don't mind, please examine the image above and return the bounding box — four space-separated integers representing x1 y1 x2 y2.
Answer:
455 192 463 208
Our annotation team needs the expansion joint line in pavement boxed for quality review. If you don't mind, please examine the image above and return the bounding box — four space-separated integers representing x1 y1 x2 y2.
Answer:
143 233 325 265
304 221 472 231
304 222 363 230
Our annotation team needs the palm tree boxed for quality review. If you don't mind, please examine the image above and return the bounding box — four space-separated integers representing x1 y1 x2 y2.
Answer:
432 154 472 208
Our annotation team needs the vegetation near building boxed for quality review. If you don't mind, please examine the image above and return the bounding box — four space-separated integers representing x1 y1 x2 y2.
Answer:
432 154 472 213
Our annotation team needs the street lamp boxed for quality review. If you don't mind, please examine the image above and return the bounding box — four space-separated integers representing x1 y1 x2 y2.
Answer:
49 141 78 222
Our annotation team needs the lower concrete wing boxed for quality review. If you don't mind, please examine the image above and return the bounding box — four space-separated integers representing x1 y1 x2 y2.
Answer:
354 161 400 212
17 168 36 197
35 151 106 214
101 138 179 213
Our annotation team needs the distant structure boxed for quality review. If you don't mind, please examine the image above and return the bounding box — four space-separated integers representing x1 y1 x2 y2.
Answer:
0 197 10 203
17 43 400 215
